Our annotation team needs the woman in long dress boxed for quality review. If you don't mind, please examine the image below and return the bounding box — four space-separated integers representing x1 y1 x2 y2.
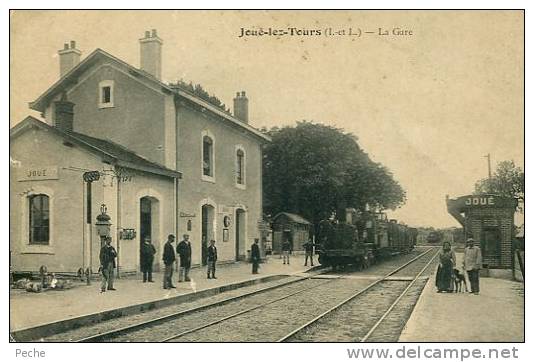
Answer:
435 241 456 293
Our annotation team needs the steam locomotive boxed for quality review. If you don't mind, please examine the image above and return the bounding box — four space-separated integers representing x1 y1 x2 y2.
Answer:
317 208 417 268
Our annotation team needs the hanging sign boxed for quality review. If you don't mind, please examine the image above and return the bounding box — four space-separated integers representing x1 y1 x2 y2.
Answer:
180 212 196 218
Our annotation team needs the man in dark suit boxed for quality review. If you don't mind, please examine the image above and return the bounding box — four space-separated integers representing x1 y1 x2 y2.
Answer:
177 234 192 282
282 239 291 265
140 236 156 283
162 234 176 289
251 239 261 274
303 238 316 266
207 239 218 279
99 236 117 293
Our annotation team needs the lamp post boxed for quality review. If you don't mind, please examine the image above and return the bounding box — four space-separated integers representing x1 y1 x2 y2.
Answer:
83 170 101 279
95 204 112 246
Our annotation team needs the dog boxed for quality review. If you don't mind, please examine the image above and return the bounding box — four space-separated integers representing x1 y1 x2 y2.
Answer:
453 268 467 293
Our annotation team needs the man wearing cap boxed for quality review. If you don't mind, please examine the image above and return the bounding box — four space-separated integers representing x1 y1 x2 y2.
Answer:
251 239 261 274
282 239 291 265
140 236 156 283
99 236 117 293
162 234 176 289
463 238 483 295
303 238 316 267
207 239 218 279
177 234 193 282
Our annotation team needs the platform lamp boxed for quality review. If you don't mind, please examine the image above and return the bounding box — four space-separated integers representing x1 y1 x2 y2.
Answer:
95 204 112 246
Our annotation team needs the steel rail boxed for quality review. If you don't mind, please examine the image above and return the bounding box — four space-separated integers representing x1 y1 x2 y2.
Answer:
160 278 336 342
163 248 435 342
360 248 440 342
75 273 321 342
77 248 433 343
277 247 437 342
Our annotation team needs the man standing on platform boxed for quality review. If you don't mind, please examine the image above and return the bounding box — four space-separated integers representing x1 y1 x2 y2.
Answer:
99 236 117 293
207 239 218 279
177 234 193 282
251 239 261 274
140 236 156 283
162 234 176 289
303 238 315 267
282 239 291 265
463 237 483 295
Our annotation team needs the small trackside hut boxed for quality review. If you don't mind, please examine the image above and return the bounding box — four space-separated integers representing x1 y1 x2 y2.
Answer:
446 194 518 272
271 212 312 253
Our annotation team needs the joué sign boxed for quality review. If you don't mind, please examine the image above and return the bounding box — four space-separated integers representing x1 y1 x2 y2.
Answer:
459 195 517 209
465 196 495 206
18 166 59 182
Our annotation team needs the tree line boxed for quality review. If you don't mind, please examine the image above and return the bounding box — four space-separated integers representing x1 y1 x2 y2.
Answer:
474 160 524 204
262 121 406 228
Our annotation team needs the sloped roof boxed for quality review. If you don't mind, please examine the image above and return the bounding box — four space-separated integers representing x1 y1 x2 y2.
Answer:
29 48 173 113
10 116 181 179
273 212 312 225
29 48 270 143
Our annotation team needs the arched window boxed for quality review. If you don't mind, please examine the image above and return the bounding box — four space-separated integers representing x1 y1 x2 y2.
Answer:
203 135 213 177
236 149 245 185
29 194 50 245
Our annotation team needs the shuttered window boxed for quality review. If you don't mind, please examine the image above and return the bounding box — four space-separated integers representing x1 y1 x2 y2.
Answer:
236 149 245 184
203 136 213 176
29 194 50 245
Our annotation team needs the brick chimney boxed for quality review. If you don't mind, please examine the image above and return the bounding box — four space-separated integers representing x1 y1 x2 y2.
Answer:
54 93 75 133
58 40 81 78
139 29 163 80
233 91 249 123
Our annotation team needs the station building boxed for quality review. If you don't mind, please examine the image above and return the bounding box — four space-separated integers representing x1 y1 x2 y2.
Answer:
10 117 180 273
446 194 518 270
10 30 271 274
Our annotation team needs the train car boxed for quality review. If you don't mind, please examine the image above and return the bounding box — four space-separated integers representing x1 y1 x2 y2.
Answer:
387 219 399 251
407 227 418 248
317 209 415 268
317 218 375 268
387 221 416 252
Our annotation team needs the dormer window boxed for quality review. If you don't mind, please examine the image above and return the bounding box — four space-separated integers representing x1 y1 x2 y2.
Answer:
98 80 114 108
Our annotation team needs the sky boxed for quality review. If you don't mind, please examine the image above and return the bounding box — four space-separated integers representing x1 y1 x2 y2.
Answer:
9 10 524 228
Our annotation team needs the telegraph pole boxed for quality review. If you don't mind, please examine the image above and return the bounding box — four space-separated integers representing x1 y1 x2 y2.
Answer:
484 153 492 179
484 153 492 193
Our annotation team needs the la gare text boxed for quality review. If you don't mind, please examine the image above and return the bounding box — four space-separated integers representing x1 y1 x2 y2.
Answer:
238 27 414 38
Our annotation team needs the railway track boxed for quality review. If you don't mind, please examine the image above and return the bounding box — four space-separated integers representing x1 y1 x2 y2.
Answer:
280 247 439 342
74 247 437 342
73 274 324 342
